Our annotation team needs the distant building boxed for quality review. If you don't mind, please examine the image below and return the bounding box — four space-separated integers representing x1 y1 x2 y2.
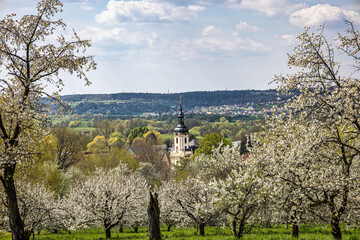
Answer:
170 103 197 166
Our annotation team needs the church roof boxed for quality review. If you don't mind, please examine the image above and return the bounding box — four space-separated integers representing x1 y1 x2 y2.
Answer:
174 104 188 134
174 123 188 133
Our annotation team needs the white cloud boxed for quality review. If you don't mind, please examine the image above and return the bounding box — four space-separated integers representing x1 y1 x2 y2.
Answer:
188 5 205 12
79 26 158 46
173 25 270 57
279 34 296 46
77 23 268 62
289 4 360 27
193 35 268 52
201 25 222 36
80 3 93 11
95 0 205 24
176 0 306 17
235 21 258 31
236 0 305 17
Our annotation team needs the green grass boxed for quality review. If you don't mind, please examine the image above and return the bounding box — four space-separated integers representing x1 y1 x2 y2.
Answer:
0 225 360 240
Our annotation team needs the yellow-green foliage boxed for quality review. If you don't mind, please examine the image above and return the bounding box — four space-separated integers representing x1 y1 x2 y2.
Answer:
59 166 85 197
194 133 232 156
189 127 201 138
76 148 139 175
37 161 62 195
19 134 62 195
87 136 108 153
87 133 126 153
108 132 126 148
143 130 163 145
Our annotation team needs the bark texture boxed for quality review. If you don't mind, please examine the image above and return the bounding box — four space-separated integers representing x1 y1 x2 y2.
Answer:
237 222 245 239
331 217 342 240
148 192 161 240
199 223 205 236
292 224 299 238
105 228 111 239
1 165 26 240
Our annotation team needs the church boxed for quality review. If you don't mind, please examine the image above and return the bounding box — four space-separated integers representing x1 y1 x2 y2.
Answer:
169 102 198 166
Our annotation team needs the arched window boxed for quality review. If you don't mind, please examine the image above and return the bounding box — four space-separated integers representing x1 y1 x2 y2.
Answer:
185 138 187 144
176 138 178 144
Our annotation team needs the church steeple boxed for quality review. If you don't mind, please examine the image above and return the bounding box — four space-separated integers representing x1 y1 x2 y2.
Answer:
170 96 192 167
178 104 184 124
174 97 188 134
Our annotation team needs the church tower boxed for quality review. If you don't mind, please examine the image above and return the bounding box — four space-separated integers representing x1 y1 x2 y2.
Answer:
170 99 193 166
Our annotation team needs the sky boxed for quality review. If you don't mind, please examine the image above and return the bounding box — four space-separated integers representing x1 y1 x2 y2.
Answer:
0 0 360 94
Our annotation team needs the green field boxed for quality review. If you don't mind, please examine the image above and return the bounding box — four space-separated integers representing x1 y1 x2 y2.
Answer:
1 225 360 240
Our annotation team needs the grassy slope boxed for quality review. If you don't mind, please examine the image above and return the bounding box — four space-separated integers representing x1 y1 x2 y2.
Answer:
1 225 360 240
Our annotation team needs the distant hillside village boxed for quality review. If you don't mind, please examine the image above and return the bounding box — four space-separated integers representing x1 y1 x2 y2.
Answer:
57 90 290 116
142 103 280 117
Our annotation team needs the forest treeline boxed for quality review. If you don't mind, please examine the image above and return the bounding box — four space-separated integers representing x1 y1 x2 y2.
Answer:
58 90 291 115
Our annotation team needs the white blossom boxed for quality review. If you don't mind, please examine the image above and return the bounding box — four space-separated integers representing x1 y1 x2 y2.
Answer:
170 178 223 236
197 145 268 238
254 22 360 240
62 164 148 238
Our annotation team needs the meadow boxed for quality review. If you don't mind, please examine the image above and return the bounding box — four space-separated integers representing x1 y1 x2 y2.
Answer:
1 225 360 240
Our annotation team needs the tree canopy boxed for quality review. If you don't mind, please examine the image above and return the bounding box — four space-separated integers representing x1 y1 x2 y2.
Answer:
252 22 360 240
0 0 95 238
194 133 232 156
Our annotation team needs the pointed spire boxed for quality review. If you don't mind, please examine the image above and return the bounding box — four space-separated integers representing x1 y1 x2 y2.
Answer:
178 100 184 124
173 95 188 134
179 95 183 112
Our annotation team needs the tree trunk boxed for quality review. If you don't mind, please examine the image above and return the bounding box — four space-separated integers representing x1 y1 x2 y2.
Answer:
119 224 123 233
104 217 115 239
24 230 31 240
133 226 139 233
292 224 299 238
105 228 111 239
331 217 342 240
2 166 26 240
236 221 245 239
167 225 171 232
148 192 161 240
232 220 237 237
199 223 205 236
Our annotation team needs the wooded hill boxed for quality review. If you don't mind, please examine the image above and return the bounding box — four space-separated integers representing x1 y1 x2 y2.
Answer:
60 90 290 116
